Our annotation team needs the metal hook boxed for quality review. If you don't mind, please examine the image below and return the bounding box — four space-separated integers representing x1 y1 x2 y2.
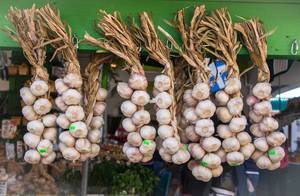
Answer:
290 39 299 55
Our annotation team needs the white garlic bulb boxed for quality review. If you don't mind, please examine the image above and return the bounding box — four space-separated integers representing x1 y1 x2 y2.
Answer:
30 80 49 96
226 151 244 166
249 110 263 123
140 126 156 140
121 100 137 117
157 125 174 139
59 131 75 147
259 117 278 132
132 110 151 126
183 89 198 107
125 147 143 163
251 150 264 161
56 114 70 129
159 148 172 162
215 90 229 106
240 143 255 160
154 92 173 109
192 166 212 182
252 82 272 100
88 129 101 143
216 107 232 123
162 137 180 154
217 124 233 139
229 116 247 133
192 82 210 101
156 109 171 125
224 78 241 95
75 138 92 153
131 90 150 106
185 125 200 142
268 161 281 171
90 144 100 158
127 132 142 147
24 150 41 164
256 155 272 169
215 148 227 163
37 139 53 157
139 140 156 155
23 132 40 148
42 114 57 127
172 149 190 164
122 118 137 132
154 74 171 92
195 99 216 119
266 132 286 147
254 137 269 152
62 89 82 105
227 97 243 115
201 137 221 152
96 88 108 101
63 73 82 88
183 107 198 123
43 127 57 143
69 121 88 138
65 105 85 122
222 137 240 152
20 87 36 105
55 96 68 112
41 152 56 164
250 124 265 138
93 102 106 116
268 146 285 163
195 119 214 137
62 147 80 161
202 153 221 169
253 101 272 116
211 165 223 177
22 106 38 121
128 73 148 90
33 98 52 115
27 120 44 136
90 116 104 129
246 95 260 107
189 143 205 160
117 82 133 99
237 132 251 146
55 79 69 95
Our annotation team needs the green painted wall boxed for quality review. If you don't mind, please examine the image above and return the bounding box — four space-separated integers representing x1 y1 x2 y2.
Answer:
0 0 300 57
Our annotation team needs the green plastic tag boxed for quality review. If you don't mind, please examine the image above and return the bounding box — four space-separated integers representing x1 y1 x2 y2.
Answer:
201 161 208 167
183 144 188 151
69 124 76 132
268 149 277 156
38 147 47 154
143 140 151 145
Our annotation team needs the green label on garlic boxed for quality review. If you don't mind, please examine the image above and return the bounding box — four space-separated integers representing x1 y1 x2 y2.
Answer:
201 161 208 167
143 140 150 145
268 149 277 156
69 124 76 132
38 148 47 154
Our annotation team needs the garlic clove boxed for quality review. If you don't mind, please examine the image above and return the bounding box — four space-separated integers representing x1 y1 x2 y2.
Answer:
154 74 171 92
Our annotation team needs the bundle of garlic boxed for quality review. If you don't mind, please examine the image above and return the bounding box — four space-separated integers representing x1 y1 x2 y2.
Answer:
82 56 110 161
85 11 155 163
130 12 190 165
235 19 286 170
38 5 88 162
199 8 251 166
160 6 222 181
6 6 57 164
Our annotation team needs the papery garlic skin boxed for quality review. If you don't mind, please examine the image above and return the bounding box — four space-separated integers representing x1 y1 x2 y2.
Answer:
201 137 221 152
253 101 272 116
122 118 137 132
246 95 260 107
140 126 156 140
62 147 80 161
33 98 52 115
172 149 190 164
222 137 240 152
125 147 143 163
183 89 198 107
189 144 205 160
224 78 241 95
236 132 252 146
211 165 223 177
202 153 221 169
121 101 137 117
154 75 171 92
23 132 40 148
156 109 172 125
128 73 148 90
215 148 227 163
63 73 83 88
127 132 143 147
56 114 71 129
90 116 104 129
195 119 215 137
65 105 85 122
30 80 49 96
41 152 56 164
240 143 255 160
96 88 108 101
216 107 233 123
132 110 151 126
24 149 41 164
22 106 38 121
254 137 269 152
117 82 133 99
59 131 75 147
27 120 44 136
195 100 216 118
249 110 263 123
139 140 156 155
192 83 210 101
250 124 265 138
227 97 243 115
69 121 88 138
226 151 244 166
62 89 82 105
215 90 229 106
93 102 106 116
268 161 281 171
256 155 272 169
131 90 150 106
159 148 172 162
37 139 53 157
42 114 57 127
217 124 233 139
183 108 198 123
75 138 92 153
55 79 69 95
162 137 180 155
185 126 200 142
55 96 68 112
266 132 286 147
259 117 279 132
88 129 102 143
43 127 57 143
192 166 212 182
154 92 173 109
268 146 285 163
158 125 174 140
252 82 272 100
229 116 247 133
20 87 36 105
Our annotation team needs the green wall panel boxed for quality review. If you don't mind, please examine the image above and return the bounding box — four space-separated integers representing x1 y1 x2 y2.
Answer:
0 0 300 57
